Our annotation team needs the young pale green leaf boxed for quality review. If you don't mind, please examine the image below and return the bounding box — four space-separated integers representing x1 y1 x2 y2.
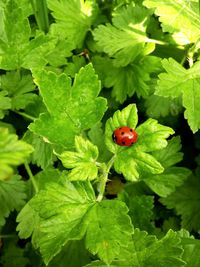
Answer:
29 64 107 148
0 0 56 70
105 105 174 181
86 229 185 266
114 149 164 182
0 90 11 119
135 118 174 152
161 175 200 232
0 128 33 180
93 4 154 67
23 131 54 169
144 0 200 44
58 136 99 181
1 71 37 110
85 200 133 264
105 104 138 154
93 56 161 103
0 175 27 227
156 58 200 133
47 0 98 48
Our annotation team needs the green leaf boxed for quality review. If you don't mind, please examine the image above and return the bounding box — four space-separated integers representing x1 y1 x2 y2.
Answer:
161 175 200 232
0 238 29 267
85 200 133 264
86 229 185 266
0 128 33 180
23 130 54 169
57 136 99 181
155 58 200 133
105 104 138 154
0 90 11 119
93 4 154 67
0 0 56 70
143 137 191 197
48 240 91 267
105 104 174 181
93 55 161 103
17 181 133 265
152 137 184 169
114 150 164 182
47 0 98 48
29 64 107 149
88 122 112 162
1 71 37 110
144 94 183 118
144 0 200 44
0 175 27 226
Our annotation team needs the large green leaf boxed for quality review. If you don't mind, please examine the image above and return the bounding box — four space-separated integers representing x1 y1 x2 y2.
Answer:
156 58 200 132
29 64 107 148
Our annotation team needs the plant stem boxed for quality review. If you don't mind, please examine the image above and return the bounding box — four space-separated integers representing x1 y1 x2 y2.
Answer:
96 156 115 202
13 110 36 121
30 0 49 33
24 162 39 193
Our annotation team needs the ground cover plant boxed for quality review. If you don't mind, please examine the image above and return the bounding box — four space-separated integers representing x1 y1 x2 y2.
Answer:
1 0 200 266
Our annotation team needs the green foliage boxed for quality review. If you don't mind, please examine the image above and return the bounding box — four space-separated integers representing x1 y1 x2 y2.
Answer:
0 175 27 226
0 128 33 180
29 64 107 148
1 0 200 266
57 136 99 181
155 58 200 132
105 104 174 181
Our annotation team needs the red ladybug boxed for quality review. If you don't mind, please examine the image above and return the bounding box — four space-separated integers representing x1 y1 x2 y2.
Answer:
112 126 138 146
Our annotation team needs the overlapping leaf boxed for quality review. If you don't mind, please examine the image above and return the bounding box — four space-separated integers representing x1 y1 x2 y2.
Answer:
143 137 191 197
144 0 200 44
161 174 200 232
0 175 27 226
29 64 107 148
155 58 200 132
1 71 37 110
0 0 56 70
17 181 133 265
105 104 174 181
57 136 99 181
0 90 11 119
86 229 185 267
47 0 98 48
93 55 161 103
0 128 33 180
93 4 154 67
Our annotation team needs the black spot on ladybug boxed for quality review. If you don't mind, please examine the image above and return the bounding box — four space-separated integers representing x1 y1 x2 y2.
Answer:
121 132 124 135
119 127 122 130
122 141 126 145
130 129 133 132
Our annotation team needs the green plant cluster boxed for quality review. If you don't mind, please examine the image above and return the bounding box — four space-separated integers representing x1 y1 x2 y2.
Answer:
1 0 200 266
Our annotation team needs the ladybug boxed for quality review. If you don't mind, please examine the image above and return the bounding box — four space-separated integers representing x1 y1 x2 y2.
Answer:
112 126 138 146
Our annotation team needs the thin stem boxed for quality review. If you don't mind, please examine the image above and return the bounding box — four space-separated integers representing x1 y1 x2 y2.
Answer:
13 110 36 121
24 162 39 193
30 0 49 33
36 0 49 33
96 156 115 202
